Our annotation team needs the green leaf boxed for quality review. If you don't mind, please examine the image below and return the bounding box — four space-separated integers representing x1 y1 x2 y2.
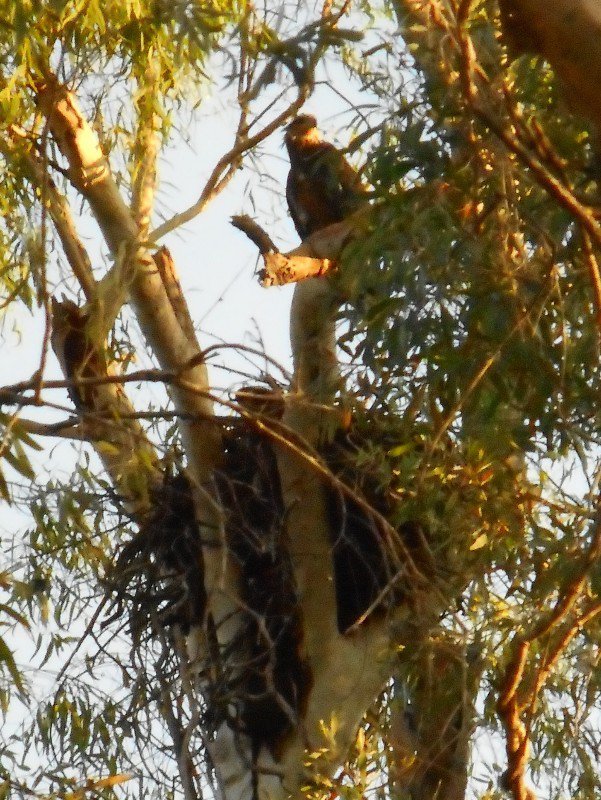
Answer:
0 636 26 695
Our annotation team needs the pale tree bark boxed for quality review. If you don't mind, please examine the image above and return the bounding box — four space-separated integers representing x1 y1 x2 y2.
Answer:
272 276 392 798
232 213 367 287
35 73 222 480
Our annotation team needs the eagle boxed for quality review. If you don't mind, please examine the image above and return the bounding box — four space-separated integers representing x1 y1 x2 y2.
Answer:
284 114 367 240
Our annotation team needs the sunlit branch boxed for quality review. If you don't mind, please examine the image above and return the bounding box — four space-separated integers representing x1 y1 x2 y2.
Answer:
581 231 601 338
34 68 221 481
498 514 601 800
153 246 198 342
2 127 97 299
131 59 161 241
232 214 361 285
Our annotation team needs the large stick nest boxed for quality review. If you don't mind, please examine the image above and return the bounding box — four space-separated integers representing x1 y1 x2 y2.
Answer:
109 412 438 752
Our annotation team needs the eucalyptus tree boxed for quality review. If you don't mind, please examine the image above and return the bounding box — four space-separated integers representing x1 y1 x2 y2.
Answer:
1 3 601 800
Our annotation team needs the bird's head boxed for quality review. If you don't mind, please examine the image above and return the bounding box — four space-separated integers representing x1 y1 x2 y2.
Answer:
285 114 321 147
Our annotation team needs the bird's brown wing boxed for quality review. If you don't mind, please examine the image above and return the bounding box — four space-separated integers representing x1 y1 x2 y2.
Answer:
286 169 318 239
286 142 367 239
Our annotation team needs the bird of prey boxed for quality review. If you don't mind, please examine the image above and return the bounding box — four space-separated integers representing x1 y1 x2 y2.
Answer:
284 114 367 240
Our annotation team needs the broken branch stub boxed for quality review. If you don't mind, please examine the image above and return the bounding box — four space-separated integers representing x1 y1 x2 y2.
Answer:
233 213 364 286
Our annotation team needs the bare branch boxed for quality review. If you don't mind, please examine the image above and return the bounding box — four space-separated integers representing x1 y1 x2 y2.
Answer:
7 416 84 438
153 246 198 342
231 214 277 255
262 252 335 286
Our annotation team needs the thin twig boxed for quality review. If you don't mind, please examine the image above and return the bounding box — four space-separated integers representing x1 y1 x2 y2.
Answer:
581 231 601 337
149 97 308 243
